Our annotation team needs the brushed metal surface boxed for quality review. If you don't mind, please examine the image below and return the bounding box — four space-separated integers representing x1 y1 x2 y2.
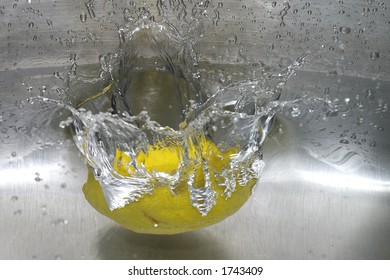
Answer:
0 0 389 259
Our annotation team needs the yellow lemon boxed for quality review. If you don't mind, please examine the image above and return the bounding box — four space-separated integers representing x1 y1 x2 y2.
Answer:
82 136 257 234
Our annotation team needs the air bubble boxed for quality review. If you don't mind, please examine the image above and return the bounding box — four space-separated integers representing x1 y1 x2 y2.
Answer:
28 22 34 28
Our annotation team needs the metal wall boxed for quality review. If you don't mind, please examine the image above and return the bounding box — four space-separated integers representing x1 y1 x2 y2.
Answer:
0 0 389 259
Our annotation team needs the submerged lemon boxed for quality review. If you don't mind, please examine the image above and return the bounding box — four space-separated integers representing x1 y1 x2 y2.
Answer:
83 136 257 234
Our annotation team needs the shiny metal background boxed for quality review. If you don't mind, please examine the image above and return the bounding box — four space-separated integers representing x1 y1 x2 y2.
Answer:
0 0 389 259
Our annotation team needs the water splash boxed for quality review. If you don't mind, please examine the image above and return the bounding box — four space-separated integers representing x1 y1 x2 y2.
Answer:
36 3 309 215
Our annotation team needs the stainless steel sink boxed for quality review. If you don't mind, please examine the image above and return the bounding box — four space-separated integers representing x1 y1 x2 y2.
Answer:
0 0 389 259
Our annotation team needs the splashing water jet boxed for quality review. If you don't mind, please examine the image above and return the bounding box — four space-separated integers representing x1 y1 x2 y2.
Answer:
51 5 308 234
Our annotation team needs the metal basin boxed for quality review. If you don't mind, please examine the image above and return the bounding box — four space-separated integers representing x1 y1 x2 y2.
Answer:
0 0 389 259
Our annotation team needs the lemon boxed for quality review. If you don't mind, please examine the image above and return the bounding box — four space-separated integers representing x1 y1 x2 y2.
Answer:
82 136 257 234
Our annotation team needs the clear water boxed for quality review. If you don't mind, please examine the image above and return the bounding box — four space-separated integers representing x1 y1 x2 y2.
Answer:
31 3 312 215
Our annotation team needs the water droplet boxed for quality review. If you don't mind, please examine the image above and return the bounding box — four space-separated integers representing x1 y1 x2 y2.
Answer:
11 151 17 157
14 209 22 215
34 172 42 182
51 218 68 226
340 139 349 144
60 183 67 189
54 255 63 260
46 19 53 27
94 168 102 177
291 107 301 117
272 1 277 8
226 34 237 45
365 89 376 103
11 196 18 201
328 70 338 77
310 141 322 147
370 141 376 147
340 27 351 34
370 50 379 60
28 22 34 28
41 205 47 215
324 87 330 95
80 13 87 23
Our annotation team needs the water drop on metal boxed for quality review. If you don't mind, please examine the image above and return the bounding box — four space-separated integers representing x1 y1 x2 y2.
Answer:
340 27 351 34
80 13 87 23
370 51 379 60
